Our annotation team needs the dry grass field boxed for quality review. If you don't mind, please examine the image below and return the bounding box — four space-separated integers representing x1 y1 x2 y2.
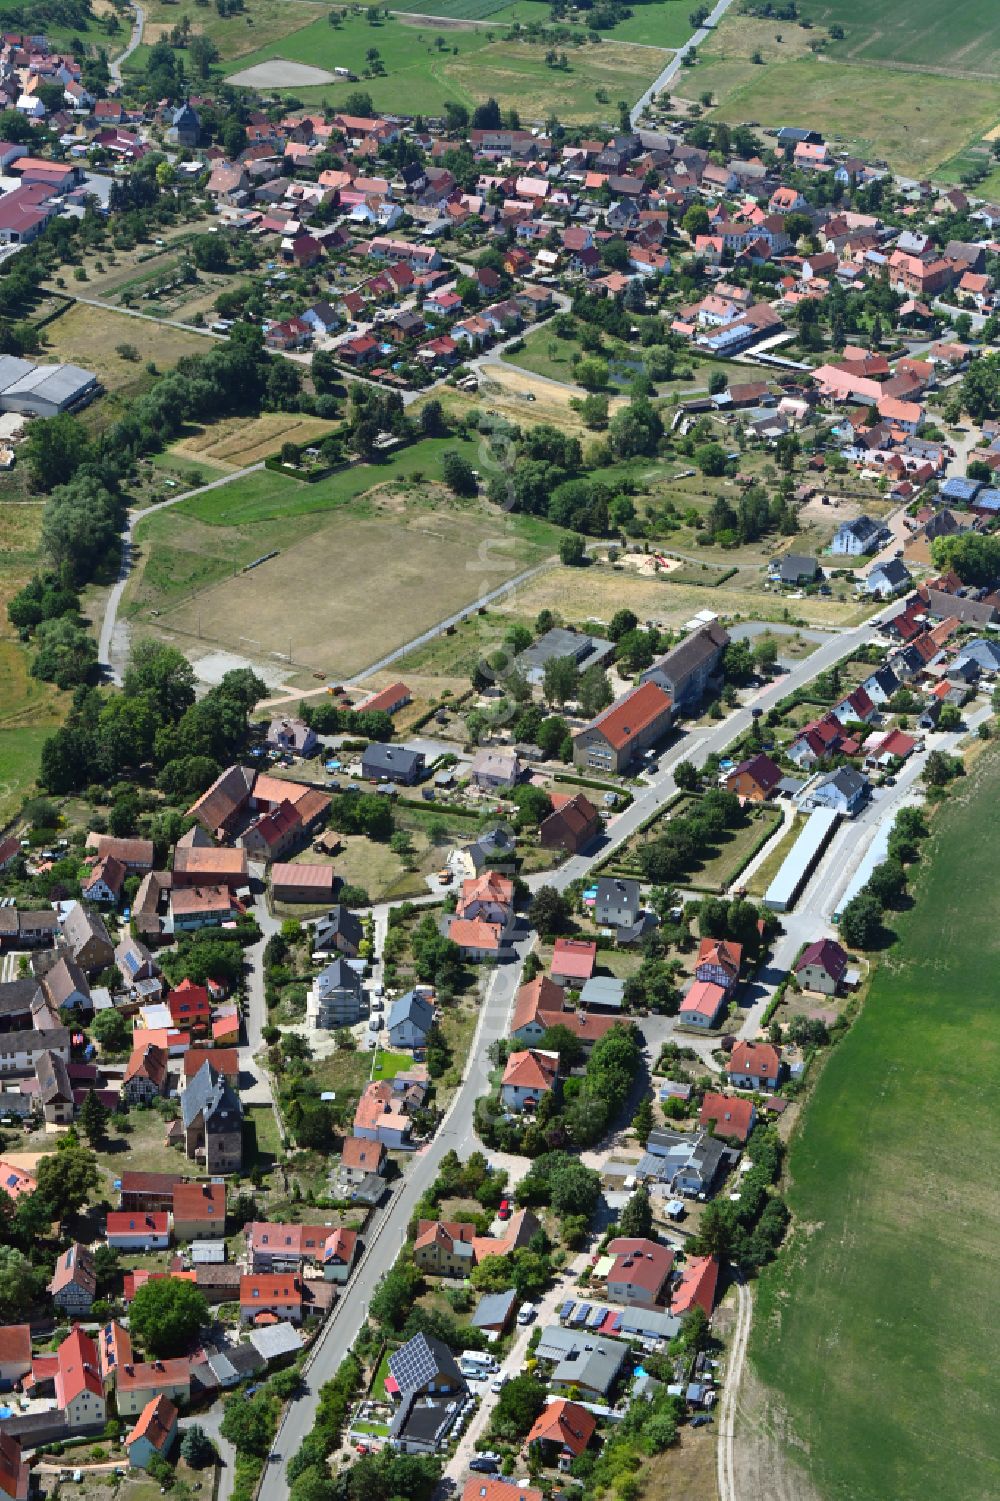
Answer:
170 413 340 470
496 559 875 633
41 303 210 393
689 12 998 175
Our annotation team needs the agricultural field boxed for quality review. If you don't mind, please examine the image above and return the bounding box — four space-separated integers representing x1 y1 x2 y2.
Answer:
808 0 1000 78
169 413 341 471
688 13 998 176
224 13 669 120
126 442 562 681
751 745 1000 1501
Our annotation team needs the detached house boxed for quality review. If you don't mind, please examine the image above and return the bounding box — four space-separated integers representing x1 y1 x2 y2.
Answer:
726 753 782 801
728 1041 781 1092
695 938 742 996
49 1245 96 1316
501 1048 559 1112
604 1237 674 1309
795 938 849 995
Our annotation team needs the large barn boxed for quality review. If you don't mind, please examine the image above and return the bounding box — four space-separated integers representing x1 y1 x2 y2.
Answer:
0 355 98 417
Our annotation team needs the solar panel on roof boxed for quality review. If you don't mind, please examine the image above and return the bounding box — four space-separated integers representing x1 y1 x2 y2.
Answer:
559 1300 575 1320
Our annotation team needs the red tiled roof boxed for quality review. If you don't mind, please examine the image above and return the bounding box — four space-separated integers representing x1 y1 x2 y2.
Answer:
526 1398 596 1456
699 1092 754 1144
581 680 672 750
127 1395 177 1454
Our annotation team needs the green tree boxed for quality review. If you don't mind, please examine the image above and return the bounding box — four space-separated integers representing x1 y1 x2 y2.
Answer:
129 1277 210 1357
695 441 728 477
682 203 710 238
559 534 587 566
181 1426 217 1469
491 1374 546 1439
441 450 477 496
0 1245 35 1322
618 1184 653 1238
839 889 883 950
35 1146 99 1220
23 413 90 491
528 886 571 934
542 653 579 707
632 1096 654 1146
673 759 700 792
220 1391 277 1457
79 1087 109 1147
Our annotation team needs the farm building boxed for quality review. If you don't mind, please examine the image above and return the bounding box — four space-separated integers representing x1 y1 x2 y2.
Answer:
272 863 336 904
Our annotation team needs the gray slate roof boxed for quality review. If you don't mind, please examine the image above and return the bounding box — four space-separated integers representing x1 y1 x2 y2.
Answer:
182 1060 242 1133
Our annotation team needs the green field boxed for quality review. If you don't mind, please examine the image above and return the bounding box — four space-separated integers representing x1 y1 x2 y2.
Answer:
174 435 482 525
224 14 668 119
752 747 1000 1501
810 0 1000 78
386 0 692 45
501 319 750 395
691 11 999 176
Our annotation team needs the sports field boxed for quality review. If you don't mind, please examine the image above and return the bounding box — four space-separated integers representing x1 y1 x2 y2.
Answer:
690 14 998 176
127 439 562 678
225 14 668 119
751 746 1000 1501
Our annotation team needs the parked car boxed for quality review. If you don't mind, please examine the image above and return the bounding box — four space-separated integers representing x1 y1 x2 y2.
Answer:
516 1302 535 1326
497 1199 511 1220
469 1459 499 1474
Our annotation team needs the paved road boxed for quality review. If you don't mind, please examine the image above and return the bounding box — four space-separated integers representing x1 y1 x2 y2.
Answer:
109 2 145 83
630 0 738 125
97 462 266 684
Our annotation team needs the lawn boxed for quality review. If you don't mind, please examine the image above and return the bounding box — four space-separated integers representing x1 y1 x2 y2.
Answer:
751 746 1000 1501
386 0 690 46
690 13 999 175
0 501 67 823
501 318 749 396
244 1104 283 1173
224 14 669 120
496 558 874 636
371 1050 412 1081
311 1046 374 1104
141 0 324 60
744 813 802 897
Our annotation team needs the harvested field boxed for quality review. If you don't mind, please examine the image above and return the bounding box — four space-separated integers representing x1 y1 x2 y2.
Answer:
170 413 340 470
